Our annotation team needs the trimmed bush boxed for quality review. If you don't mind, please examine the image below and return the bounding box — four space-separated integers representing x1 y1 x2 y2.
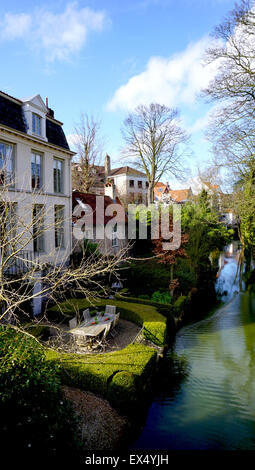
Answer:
174 295 188 316
107 372 138 413
115 293 173 318
45 343 158 410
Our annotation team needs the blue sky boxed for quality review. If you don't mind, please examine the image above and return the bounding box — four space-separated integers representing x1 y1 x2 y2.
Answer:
0 0 235 188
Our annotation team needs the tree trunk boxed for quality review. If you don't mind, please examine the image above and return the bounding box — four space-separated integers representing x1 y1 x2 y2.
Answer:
147 183 154 205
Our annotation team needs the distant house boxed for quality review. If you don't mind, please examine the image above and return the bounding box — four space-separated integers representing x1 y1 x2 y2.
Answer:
72 189 128 256
74 154 149 204
154 182 193 204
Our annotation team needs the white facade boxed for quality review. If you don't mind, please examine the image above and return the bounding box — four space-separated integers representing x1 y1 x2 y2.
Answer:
110 170 148 204
0 93 74 267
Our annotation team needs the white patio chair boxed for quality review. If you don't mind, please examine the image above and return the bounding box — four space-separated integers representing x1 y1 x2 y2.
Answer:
103 322 112 339
83 308 90 322
110 312 120 338
69 317 77 330
105 305 116 316
112 312 120 328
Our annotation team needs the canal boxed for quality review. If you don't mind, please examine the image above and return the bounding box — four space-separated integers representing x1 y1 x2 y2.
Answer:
132 244 255 450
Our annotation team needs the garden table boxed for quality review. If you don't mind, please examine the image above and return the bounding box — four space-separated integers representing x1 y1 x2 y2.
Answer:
69 313 115 338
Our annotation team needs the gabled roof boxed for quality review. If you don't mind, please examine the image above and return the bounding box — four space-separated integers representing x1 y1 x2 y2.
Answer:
109 166 147 177
154 182 171 198
0 90 70 151
21 94 48 113
168 189 192 203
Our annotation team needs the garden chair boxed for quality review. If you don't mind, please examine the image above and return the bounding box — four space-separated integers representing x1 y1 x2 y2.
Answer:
69 317 77 330
83 308 90 322
110 312 120 338
105 305 116 316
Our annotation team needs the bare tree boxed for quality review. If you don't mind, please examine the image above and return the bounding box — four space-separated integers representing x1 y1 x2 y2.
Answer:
121 103 189 204
72 113 104 193
203 0 255 175
0 181 128 344
202 0 255 268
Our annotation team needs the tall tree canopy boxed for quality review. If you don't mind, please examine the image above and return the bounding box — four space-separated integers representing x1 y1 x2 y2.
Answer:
122 103 189 204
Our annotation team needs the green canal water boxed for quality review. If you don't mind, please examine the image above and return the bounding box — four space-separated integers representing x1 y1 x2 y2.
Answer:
132 245 255 450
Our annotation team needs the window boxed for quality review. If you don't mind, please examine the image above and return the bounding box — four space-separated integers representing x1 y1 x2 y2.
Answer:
0 203 16 246
138 180 143 189
33 205 44 253
129 180 134 188
32 113 41 136
31 152 42 189
146 182 149 188
53 159 64 193
0 142 14 185
112 223 118 247
55 205 65 248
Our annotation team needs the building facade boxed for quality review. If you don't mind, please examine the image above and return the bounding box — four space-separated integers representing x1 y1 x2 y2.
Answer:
0 91 74 269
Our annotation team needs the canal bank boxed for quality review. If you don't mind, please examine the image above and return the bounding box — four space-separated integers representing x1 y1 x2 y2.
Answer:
131 244 255 450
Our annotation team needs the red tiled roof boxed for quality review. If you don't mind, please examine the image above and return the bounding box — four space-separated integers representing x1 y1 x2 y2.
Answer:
72 191 126 225
168 189 191 202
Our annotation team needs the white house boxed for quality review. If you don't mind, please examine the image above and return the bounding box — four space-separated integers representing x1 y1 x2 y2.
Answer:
0 90 75 272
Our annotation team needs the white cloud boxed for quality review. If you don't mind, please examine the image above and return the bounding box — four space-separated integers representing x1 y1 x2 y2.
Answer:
0 3 107 62
66 133 79 152
107 37 220 111
0 13 31 39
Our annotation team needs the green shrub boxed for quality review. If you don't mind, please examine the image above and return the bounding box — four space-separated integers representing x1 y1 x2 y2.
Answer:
0 327 81 459
46 343 157 409
107 372 138 413
174 295 188 316
138 294 151 300
151 290 171 304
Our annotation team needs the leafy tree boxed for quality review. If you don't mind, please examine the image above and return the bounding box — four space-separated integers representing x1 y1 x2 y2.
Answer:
181 194 232 282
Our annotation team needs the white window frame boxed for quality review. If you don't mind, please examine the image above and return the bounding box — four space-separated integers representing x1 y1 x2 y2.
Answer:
55 205 65 249
0 141 14 186
31 152 43 190
33 204 44 253
53 158 64 193
32 113 42 136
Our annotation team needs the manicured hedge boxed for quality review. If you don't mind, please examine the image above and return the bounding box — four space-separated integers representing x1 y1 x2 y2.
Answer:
45 343 157 412
174 295 188 316
48 298 168 346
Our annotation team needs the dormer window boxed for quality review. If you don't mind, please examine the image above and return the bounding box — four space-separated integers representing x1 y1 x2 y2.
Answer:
32 113 41 136
21 95 48 142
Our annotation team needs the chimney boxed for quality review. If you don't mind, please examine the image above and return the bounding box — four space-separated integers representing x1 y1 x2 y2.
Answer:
105 154 111 177
45 97 48 108
105 181 116 201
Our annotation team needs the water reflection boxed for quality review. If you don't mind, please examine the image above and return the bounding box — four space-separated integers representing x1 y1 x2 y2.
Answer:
131 244 255 450
215 242 243 303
